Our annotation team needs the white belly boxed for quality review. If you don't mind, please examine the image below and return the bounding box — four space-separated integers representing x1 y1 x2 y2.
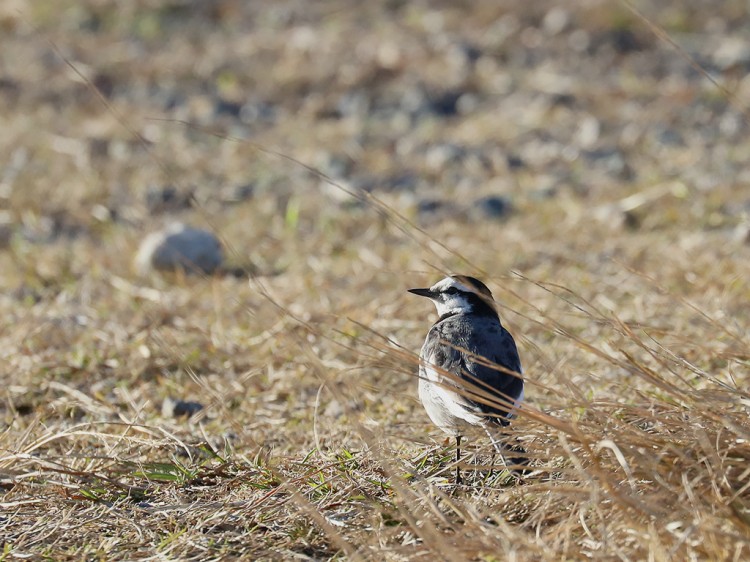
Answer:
418 365 485 436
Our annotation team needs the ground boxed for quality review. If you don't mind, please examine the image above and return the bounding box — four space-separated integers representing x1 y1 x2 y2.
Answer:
1 0 750 560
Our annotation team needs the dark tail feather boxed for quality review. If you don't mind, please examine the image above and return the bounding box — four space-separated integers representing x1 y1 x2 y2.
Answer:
505 441 530 475
484 427 530 475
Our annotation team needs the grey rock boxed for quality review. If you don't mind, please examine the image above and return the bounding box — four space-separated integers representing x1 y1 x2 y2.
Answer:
162 397 205 418
136 223 223 275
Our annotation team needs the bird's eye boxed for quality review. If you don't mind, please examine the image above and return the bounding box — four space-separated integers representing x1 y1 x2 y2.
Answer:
444 287 459 295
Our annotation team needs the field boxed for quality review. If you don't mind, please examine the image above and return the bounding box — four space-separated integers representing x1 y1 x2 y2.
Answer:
2 1 750 560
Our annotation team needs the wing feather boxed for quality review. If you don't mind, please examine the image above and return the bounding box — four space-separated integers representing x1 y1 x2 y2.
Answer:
427 318 524 424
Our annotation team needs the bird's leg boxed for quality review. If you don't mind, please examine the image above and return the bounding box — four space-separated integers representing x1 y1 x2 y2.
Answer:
484 427 508 469
484 427 528 481
455 435 462 485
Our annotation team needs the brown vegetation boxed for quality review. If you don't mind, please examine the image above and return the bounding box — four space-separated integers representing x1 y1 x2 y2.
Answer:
1 1 750 559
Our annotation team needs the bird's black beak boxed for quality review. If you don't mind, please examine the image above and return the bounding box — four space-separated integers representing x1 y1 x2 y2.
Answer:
408 287 437 298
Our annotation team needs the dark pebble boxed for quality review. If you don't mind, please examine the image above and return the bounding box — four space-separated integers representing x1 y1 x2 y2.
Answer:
473 195 514 220
145 186 193 215
506 154 525 169
429 90 462 116
417 199 445 214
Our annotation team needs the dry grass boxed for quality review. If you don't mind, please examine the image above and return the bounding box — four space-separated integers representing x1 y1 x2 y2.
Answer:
2 1 750 560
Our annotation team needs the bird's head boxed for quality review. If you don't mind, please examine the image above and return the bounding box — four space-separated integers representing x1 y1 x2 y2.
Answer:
408 275 497 318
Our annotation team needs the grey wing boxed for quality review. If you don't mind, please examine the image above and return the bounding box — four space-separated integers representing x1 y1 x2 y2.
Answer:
460 326 524 423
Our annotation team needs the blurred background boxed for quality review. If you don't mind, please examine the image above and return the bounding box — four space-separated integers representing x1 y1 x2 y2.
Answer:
2 0 750 267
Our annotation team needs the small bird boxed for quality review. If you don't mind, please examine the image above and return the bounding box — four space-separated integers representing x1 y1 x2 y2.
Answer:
408 275 526 484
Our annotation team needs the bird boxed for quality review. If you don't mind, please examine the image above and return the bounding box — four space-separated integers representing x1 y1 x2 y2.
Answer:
408 274 527 484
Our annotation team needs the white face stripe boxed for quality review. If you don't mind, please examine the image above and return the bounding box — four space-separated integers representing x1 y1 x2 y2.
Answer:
416 276 499 317
430 277 473 294
426 276 497 317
